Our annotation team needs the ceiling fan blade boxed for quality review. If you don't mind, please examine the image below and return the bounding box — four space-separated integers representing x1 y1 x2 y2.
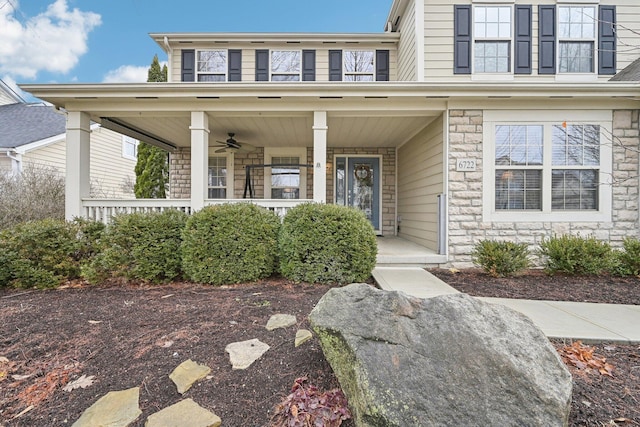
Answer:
236 143 256 153
215 147 228 153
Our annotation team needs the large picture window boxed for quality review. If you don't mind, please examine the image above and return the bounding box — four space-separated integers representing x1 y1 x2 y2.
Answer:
558 6 596 73
197 50 227 82
474 6 511 73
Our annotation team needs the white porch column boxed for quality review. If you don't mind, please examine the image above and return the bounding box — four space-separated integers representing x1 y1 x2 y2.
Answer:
190 111 210 212
65 111 91 221
313 111 328 203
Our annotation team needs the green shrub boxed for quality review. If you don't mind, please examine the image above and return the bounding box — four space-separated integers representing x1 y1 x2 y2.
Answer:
471 240 530 277
84 210 188 283
538 234 613 275
0 219 83 288
181 203 280 285
278 203 377 284
610 237 640 276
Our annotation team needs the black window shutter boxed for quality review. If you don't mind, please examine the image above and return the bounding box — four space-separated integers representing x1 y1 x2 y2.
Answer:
454 5 472 74
181 49 195 82
598 6 616 75
538 5 556 75
255 49 269 81
376 50 390 81
514 5 532 74
228 49 242 81
302 50 316 81
329 50 343 81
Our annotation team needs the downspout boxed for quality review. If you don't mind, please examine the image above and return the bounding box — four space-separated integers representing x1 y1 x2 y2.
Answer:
5 149 22 175
164 36 173 82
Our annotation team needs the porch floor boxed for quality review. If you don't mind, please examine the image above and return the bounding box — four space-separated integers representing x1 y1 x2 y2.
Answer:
376 236 446 267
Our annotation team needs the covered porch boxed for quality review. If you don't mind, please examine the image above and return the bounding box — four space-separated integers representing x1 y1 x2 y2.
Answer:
25 83 448 255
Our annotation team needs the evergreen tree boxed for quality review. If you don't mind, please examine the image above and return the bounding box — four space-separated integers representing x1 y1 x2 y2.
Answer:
134 55 169 198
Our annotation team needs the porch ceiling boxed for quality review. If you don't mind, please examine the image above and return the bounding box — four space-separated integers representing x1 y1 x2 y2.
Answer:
99 112 439 150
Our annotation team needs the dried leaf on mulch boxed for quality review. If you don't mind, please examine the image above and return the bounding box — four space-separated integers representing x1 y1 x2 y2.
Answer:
558 341 615 377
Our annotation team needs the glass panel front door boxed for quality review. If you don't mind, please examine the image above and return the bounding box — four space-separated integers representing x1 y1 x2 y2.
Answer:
335 157 380 231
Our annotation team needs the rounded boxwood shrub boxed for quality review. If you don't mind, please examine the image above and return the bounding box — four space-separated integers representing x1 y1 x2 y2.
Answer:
471 240 531 277
538 234 613 275
181 203 280 285
84 209 188 284
278 203 377 284
0 219 83 288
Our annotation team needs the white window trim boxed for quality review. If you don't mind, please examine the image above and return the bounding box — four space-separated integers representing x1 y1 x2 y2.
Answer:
122 136 139 161
471 5 514 75
270 50 302 82
206 148 234 199
482 110 612 223
556 5 598 75
196 49 228 82
343 50 376 81
264 147 307 199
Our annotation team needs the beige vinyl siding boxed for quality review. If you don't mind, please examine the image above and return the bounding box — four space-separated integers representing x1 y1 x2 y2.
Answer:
397 114 444 250
89 128 137 198
423 0 640 79
21 128 136 198
0 153 12 172
398 0 418 81
172 44 398 82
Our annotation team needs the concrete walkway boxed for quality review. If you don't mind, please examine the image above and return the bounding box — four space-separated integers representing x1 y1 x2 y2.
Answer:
372 267 640 344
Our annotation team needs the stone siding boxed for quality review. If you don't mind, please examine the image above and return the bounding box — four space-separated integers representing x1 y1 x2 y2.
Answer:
169 148 190 199
447 109 640 268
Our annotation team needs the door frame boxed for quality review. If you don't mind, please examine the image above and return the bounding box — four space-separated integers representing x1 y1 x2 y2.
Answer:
333 154 383 235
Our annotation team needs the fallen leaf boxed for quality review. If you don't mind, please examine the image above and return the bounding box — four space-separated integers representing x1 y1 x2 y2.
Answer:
0 357 9 363
88 320 102 325
613 418 633 423
62 375 95 392
11 374 32 381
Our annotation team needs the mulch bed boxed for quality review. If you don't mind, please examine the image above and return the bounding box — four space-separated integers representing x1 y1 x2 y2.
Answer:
0 272 638 426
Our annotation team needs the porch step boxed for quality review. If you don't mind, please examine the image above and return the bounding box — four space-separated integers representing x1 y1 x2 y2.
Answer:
372 267 459 299
376 236 446 267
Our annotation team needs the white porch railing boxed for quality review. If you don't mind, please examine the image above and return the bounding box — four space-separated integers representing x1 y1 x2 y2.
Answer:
82 198 311 224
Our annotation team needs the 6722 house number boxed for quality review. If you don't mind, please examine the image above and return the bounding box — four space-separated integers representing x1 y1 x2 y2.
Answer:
456 159 477 172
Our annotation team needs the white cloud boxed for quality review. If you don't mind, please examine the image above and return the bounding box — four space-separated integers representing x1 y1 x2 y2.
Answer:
102 61 169 83
102 65 148 83
0 0 101 79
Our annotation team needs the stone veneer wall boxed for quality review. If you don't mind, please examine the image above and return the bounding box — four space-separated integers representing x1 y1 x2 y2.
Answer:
447 109 640 268
169 146 396 235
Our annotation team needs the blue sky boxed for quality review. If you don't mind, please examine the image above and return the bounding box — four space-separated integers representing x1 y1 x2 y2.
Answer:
0 0 393 96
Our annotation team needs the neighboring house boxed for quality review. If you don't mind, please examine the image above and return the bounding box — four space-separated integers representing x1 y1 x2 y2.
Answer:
21 0 640 267
0 83 138 198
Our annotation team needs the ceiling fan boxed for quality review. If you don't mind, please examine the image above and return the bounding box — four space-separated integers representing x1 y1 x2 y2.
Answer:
214 133 256 153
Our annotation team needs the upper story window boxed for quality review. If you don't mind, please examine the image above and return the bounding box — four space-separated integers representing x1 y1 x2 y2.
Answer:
558 6 596 73
197 50 227 82
474 6 511 73
344 51 375 81
271 50 301 81
122 136 139 160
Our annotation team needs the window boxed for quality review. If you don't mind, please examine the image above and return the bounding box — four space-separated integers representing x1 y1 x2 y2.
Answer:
474 6 511 73
484 111 612 222
122 136 139 160
197 50 227 82
208 156 227 199
343 51 375 81
270 156 301 199
264 148 307 199
558 6 596 73
271 51 301 81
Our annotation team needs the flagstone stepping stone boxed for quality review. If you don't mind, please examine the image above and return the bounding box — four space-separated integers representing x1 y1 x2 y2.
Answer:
145 398 221 427
295 329 313 347
265 314 297 331
169 359 211 394
72 387 141 427
225 338 270 370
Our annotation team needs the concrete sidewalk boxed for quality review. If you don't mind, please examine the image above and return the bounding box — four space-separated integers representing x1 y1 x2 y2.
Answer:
372 267 640 344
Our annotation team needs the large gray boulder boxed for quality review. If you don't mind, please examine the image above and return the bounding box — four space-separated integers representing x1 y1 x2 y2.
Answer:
309 283 572 427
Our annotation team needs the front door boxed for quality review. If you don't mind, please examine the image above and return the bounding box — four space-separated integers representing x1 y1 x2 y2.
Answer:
335 156 381 232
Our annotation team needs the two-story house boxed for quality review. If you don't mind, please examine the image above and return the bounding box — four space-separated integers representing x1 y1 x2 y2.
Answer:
21 0 640 267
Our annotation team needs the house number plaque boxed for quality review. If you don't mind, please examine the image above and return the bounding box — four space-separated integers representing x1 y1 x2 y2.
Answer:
456 159 477 172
